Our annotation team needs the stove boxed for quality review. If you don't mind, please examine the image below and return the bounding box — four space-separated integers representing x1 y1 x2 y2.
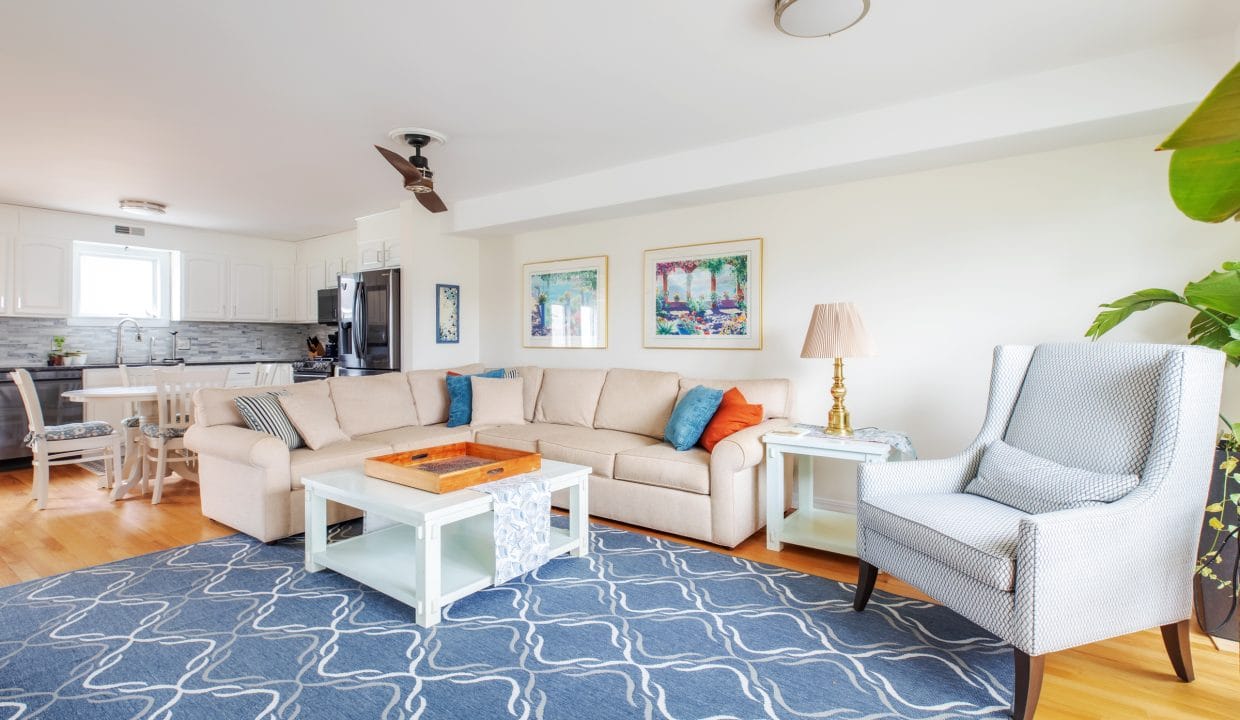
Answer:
291 359 334 383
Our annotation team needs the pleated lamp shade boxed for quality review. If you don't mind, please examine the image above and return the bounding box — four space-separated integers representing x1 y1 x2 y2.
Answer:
800 302 875 359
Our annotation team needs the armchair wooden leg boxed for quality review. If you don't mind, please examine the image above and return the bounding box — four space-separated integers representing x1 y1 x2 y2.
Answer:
853 560 879 612
1160 620 1194 682
1013 650 1045 720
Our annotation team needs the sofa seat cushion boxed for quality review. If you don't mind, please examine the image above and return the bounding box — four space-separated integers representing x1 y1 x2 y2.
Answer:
860 493 1028 592
537 427 661 478
288 440 392 490
474 423 571 453
353 425 472 453
614 443 710 495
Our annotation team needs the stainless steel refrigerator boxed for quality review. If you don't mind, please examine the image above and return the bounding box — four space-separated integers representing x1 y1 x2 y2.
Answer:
337 268 401 376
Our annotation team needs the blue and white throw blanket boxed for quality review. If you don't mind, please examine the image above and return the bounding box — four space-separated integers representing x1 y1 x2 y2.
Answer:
473 473 551 585
794 424 918 460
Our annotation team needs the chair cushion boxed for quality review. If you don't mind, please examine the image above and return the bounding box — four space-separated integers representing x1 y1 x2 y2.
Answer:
353 425 472 453
965 440 1139 515
470 377 525 427
699 387 763 452
328 373 420 437
234 392 303 450
593 369 681 439
860 493 1029 592
537 427 661 478
445 369 505 427
665 385 724 451
473 423 573 453
42 421 115 441
534 368 608 428
121 415 141 428
614 443 711 495
141 423 186 439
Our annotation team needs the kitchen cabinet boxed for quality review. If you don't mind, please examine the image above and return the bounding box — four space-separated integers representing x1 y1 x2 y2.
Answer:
358 239 385 270
382 238 401 267
13 235 72 317
324 256 356 286
302 262 325 322
0 234 11 315
272 264 295 322
180 252 229 321
230 261 271 321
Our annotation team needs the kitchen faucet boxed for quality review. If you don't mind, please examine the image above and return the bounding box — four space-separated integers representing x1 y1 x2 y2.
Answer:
114 318 144 365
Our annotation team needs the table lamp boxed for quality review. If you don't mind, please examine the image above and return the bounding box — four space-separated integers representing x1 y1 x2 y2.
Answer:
800 302 875 436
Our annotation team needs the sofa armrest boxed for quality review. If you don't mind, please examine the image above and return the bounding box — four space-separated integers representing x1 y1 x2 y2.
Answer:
710 419 792 475
184 424 289 469
857 445 982 500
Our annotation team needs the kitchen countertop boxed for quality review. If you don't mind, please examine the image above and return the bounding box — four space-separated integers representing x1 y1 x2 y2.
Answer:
0 358 309 374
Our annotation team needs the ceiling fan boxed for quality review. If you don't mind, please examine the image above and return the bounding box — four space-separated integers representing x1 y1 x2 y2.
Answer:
375 129 448 213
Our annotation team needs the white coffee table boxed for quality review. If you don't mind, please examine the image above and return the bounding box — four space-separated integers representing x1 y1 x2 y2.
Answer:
300 459 590 627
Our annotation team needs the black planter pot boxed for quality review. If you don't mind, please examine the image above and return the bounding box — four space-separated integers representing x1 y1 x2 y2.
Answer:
1194 440 1240 642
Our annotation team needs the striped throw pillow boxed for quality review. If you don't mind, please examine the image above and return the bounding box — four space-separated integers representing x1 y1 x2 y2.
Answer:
234 392 304 450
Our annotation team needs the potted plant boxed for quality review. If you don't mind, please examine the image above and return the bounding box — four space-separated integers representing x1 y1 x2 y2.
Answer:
48 335 66 366
1086 61 1240 643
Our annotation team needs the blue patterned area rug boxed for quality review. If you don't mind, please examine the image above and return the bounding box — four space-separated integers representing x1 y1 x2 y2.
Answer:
0 520 1013 719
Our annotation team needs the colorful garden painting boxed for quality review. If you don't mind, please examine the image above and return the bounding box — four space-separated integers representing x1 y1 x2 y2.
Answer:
644 238 762 349
523 256 608 348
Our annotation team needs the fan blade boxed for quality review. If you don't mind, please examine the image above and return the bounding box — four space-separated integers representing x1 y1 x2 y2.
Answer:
417 189 448 213
374 145 423 185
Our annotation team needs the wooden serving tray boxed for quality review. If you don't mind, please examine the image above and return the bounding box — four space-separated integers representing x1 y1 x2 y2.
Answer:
364 442 542 493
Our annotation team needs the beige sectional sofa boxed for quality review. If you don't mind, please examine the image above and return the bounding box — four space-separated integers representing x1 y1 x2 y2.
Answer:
184 364 792 547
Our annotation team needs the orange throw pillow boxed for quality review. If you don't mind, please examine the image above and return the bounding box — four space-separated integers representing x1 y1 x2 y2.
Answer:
699 387 763 452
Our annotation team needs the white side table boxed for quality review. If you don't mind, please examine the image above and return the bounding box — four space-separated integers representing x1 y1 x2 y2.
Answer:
763 428 911 557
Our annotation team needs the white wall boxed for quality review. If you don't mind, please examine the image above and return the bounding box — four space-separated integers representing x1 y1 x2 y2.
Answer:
2 203 295 262
479 135 1239 506
399 200 480 369
295 227 356 263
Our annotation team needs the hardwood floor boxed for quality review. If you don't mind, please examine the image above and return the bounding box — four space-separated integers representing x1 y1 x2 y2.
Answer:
1 464 1235 718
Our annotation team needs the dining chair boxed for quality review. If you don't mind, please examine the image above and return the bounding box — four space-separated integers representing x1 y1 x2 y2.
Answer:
142 368 223 504
9 369 122 509
255 363 292 386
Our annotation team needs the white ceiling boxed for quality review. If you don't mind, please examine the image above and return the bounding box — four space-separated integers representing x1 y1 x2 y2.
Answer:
1 0 1238 240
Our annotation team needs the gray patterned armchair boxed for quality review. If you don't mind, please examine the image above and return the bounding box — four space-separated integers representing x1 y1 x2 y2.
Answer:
852 343 1224 719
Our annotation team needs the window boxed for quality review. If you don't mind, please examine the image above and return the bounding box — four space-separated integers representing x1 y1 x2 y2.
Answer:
72 242 172 324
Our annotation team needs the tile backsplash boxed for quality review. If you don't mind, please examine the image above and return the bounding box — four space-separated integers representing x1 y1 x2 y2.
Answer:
0 317 334 365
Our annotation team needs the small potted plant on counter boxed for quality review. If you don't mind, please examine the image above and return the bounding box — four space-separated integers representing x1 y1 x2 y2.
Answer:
47 336 66 366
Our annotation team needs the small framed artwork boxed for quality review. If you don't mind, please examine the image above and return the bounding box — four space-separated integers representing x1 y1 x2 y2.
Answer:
436 284 460 344
643 237 763 350
523 255 608 348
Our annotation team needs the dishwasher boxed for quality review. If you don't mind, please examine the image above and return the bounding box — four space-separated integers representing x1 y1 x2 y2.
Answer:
0 368 84 464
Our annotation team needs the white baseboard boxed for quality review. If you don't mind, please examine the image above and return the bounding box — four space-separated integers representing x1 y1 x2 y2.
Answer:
812 497 857 514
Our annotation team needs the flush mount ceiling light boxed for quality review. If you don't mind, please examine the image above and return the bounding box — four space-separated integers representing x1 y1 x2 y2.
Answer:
118 199 166 216
774 0 870 38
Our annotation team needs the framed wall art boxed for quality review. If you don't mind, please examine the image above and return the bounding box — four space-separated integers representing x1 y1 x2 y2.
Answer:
435 283 460 344
643 237 763 350
523 255 608 348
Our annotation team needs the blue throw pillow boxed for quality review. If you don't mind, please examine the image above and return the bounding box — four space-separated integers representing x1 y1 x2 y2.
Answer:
446 369 505 427
665 385 725 451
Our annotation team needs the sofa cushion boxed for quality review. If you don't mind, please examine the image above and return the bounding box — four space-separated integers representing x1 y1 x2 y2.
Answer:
405 363 485 426
665 385 724 451
194 382 298 428
964 440 1139 515
506 366 543 422
234 391 303 450
678 377 792 420
593 369 681 439
445 369 505 427
474 423 573 453
328 373 419 437
288 440 392 490
534 368 608 427
353 424 472 453
278 390 349 450
614 443 711 495
470 377 525 427
537 427 661 478
699 388 763 453
860 493 1028 592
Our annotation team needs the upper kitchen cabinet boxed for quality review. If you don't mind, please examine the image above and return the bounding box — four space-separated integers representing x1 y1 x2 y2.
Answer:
272 264 296 322
180 252 229 321
0 234 10 315
230 261 272 321
356 209 400 270
13 235 71 317
301 261 324 322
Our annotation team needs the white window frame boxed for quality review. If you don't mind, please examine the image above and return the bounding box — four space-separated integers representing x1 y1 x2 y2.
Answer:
70 241 172 327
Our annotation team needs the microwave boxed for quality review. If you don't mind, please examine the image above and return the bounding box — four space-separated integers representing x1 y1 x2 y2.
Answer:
316 287 339 324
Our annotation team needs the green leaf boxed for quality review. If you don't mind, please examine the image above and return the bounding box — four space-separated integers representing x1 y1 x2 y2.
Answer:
1160 62 1240 150
1189 310 1235 348
1209 516 1225 530
1230 493 1240 504
1185 267 1240 316
1167 139 1240 222
1205 502 1225 512
1085 289 1183 339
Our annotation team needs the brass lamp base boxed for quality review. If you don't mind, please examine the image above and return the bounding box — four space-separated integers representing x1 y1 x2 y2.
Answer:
824 357 853 436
